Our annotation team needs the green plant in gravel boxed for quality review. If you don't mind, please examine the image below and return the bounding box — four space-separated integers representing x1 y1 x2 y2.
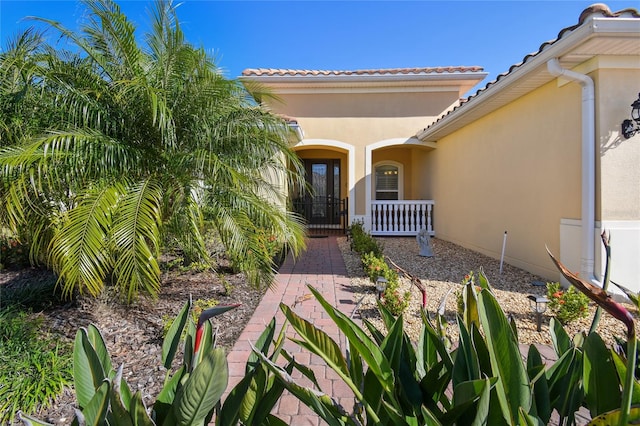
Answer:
18 300 239 426
348 220 383 257
546 281 590 325
361 252 408 316
0 307 72 424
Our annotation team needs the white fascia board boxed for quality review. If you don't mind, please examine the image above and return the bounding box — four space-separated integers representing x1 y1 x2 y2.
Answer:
269 85 472 95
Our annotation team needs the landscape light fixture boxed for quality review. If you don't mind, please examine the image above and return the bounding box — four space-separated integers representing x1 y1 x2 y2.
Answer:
527 295 549 332
621 93 640 139
376 277 387 299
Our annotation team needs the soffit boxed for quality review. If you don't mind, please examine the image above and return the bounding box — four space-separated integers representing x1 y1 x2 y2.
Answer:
416 5 640 142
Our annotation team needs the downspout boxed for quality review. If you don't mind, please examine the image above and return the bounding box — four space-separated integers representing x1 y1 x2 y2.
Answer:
546 58 599 285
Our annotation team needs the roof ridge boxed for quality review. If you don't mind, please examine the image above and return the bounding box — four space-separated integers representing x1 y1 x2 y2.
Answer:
242 66 485 77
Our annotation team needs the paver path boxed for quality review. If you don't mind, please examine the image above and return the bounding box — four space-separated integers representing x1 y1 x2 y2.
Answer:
224 235 590 425
226 235 355 425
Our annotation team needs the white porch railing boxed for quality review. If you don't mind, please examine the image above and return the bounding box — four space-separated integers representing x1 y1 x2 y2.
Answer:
370 200 434 236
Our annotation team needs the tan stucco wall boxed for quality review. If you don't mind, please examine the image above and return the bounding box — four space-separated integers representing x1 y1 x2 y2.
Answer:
423 80 584 280
595 67 640 220
271 92 459 119
303 117 435 217
271 90 460 216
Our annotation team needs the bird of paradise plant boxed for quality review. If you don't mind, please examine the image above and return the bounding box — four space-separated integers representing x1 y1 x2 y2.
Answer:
547 240 637 426
18 300 240 425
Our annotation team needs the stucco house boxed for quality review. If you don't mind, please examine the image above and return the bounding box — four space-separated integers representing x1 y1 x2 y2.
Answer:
241 4 640 294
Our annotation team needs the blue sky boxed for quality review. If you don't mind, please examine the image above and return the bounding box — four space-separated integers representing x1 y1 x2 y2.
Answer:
1 1 637 95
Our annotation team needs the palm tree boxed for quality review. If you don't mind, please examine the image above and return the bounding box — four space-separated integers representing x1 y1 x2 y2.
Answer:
0 0 306 302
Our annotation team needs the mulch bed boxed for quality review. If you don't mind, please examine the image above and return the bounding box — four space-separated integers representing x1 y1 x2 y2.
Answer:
1 265 266 424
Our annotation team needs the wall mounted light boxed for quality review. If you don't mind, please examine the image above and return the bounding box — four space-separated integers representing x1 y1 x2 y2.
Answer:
527 295 548 332
621 93 640 139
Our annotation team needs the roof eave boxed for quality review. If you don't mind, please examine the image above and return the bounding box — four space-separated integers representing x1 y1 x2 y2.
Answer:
416 14 640 142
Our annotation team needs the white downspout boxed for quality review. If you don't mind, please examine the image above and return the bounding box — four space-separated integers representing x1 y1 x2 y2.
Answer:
547 58 599 285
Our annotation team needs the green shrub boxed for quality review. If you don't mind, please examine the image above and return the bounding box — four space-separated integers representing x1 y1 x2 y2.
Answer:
546 281 590 324
349 220 383 257
380 283 410 316
0 308 72 423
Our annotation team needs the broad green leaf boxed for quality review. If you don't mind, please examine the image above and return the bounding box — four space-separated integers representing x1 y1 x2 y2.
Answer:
280 303 349 378
477 290 531 424
153 366 185 424
108 365 134 426
377 298 397 331
218 373 252 426
249 361 292 424
463 283 479 330
611 349 640 405
246 317 276 373
162 300 190 370
583 332 621 417
477 268 491 290
254 350 357 426
306 286 395 394
263 414 289 426
546 348 584 422
526 345 551 424
549 318 572 357
172 348 228 425
81 380 110 426
74 328 107 409
442 377 494 425
517 407 544 426
240 363 269 424
129 391 154 426
86 324 113 374
452 316 480 386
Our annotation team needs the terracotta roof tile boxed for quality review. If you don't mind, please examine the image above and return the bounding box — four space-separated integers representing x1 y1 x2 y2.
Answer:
418 4 640 134
242 66 484 77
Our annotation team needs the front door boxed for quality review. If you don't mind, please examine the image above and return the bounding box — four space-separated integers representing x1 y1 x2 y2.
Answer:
304 159 341 225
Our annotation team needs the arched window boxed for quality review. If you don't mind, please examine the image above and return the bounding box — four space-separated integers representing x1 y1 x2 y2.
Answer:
375 164 400 200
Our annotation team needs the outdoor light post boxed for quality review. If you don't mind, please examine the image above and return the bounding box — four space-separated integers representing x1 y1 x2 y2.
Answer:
527 295 549 332
621 92 640 139
376 277 387 299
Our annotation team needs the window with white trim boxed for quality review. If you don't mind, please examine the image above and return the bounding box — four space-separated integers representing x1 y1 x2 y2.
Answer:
375 164 399 200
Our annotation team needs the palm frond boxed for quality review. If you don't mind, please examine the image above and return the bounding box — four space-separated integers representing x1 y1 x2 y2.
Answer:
48 183 121 298
111 178 163 302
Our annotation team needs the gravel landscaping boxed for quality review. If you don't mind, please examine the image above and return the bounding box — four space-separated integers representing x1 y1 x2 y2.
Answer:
337 236 638 347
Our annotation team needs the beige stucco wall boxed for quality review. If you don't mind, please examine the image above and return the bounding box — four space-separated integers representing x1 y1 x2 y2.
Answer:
269 91 460 216
423 80 584 280
595 67 640 220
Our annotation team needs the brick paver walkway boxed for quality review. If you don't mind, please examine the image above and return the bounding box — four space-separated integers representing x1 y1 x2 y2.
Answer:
226 235 356 425
224 235 590 425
